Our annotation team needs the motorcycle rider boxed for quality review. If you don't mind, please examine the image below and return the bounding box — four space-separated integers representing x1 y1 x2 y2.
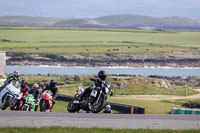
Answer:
18 80 29 110
42 79 58 108
78 70 110 101
0 71 21 92
103 104 113 114
29 83 40 111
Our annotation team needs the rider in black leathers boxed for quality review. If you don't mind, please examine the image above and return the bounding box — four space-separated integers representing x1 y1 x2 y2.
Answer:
78 70 111 100
0 71 20 92
42 79 58 105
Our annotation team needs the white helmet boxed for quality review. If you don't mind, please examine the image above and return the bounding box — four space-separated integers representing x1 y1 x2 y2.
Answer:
106 105 111 110
14 71 20 78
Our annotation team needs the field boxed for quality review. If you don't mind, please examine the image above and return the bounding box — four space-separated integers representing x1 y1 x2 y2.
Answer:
0 27 200 56
0 127 199 133
19 75 199 97
108 98 200 114
51 100 68 113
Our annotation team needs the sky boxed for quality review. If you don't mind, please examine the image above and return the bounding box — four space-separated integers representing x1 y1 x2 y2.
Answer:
0 0 200 19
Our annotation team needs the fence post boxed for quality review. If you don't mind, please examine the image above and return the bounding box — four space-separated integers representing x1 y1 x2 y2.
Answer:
0 51 6 77
131 107 134 114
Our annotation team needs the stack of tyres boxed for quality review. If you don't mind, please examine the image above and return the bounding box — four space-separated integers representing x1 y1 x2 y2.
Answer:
176 108 181 114
171 107 200 115
185 109 192 115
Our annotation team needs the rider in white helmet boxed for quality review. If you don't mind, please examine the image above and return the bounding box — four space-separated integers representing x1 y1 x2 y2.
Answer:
103 104 113 114
0 71 21 92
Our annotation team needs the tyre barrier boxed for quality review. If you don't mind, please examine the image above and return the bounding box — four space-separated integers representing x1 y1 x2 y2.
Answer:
182 103 200 108
56 94 145 114
171 107 200 115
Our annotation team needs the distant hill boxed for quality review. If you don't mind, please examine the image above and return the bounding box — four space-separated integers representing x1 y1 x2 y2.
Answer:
1 14 200 30
0 16 74 26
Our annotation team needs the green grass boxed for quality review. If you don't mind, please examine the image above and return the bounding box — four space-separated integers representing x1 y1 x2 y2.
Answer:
20 75 69 85
109 98 173 114
0 127 199 133
60 83 198 97
0 27 199 46
0 27 200 56
52 100 68 113
108 98 200 114
114 84 198 96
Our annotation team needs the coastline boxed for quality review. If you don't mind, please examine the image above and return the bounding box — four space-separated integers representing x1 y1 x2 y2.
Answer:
6 52 200 68
6 65 200 77
6 64 200 69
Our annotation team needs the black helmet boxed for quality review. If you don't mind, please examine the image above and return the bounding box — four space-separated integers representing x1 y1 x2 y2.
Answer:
21 80 27 85
14 71 20 78
98 70 107 80
50 79 57 86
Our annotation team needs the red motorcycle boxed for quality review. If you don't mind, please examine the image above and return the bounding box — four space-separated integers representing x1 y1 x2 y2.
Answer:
39 90 53 112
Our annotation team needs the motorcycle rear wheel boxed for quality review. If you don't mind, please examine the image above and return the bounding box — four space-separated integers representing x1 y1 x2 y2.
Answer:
67 100 80 113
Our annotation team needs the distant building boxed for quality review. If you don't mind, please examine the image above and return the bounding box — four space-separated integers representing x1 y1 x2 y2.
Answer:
0 51 6 77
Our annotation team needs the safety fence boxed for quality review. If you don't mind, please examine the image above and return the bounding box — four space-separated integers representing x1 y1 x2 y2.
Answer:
171 107 200 115
56 94 145 114
113 89 194 97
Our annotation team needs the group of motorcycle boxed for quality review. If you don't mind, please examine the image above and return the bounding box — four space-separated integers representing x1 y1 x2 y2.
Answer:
0 70 112 114
0 80 54 112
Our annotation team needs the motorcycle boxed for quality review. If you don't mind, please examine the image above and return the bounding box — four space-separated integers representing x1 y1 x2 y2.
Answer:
67 80 112 113
21 94 36 111
39 90 53 112
0 83 20 110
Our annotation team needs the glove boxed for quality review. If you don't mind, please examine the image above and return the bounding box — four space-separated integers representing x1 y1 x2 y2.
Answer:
110 92 113 96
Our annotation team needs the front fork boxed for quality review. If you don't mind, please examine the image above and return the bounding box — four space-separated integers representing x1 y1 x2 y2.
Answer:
93 91 102 106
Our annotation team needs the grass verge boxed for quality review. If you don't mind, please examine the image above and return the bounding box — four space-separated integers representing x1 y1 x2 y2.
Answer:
108 98 200 114
0 127 199 133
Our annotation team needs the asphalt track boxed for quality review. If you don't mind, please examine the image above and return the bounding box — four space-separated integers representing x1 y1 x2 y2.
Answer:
0 111 200 129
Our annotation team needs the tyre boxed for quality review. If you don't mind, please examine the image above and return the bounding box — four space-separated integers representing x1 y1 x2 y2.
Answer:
90 97 106 113
10 100 18 110
21 104 29 111
1 96 13 110
40 101 47 112
67 100 80 113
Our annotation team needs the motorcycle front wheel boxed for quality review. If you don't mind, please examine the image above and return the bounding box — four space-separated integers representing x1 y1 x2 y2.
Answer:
1 96 13 110
90 97 106 113
21 104 29 111
40 101 47 112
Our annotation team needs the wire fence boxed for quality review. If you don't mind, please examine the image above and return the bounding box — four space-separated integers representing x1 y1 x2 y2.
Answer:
113 88 193 97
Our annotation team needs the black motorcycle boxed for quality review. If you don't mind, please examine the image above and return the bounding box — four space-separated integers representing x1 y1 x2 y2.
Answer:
67 78 112 113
